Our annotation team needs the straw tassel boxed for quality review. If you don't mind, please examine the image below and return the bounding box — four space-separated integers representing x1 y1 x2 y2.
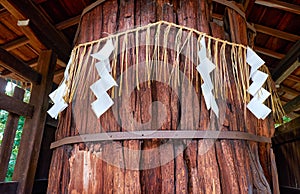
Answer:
61 20 283 122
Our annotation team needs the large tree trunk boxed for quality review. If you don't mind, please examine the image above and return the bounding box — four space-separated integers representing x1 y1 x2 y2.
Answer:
48 0 278 193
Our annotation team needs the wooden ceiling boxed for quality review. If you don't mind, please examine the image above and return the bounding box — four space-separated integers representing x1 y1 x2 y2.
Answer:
0 0 299 118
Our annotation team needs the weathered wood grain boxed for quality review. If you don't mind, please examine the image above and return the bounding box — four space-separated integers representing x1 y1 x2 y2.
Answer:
47 0 278 193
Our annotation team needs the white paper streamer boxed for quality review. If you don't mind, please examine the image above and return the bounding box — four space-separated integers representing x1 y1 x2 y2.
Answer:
91 39 114 61
247 46 265 78
90 39 117 118
47 55 73 119
197 37 219 117
246 47 271 119
247 71 268 96
91 93 114 118
247 88 271 119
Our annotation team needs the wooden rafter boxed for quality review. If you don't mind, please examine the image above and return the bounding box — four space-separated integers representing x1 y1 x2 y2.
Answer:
55 15 81 30
0 0 71 62
274 116 300 142
0 7 9 17
284 94 300 114
272 40 300 84
286 74 300 83
254 24 300 42
0 47 41 84
53 68 64 78
0 1 45 52
274 59 300 84
254 46 285 59
0 36 30 51
255 0 300 15
280 85 300 96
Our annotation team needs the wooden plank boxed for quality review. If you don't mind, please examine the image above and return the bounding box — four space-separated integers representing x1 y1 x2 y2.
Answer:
0 87 24 181
254 46 285 59
27 57 66 68
283 94 300 114
0 181 18 193
276 116 300 135
0 8 10 18
55 15 80 30
272 117 300 146
212 13 223 21
272 40 300 84
26 58 38 67
54 68 64 77
0 77 7 92
0 92 33 118
280 85 300 96
0 0 71 62
56 59 66 67
12 50 56 194
0 0 45 52
0 47 41 84
254 24 300 42
287 74 300 83
0 36 30 51
273 126 300 145
255 0 300 15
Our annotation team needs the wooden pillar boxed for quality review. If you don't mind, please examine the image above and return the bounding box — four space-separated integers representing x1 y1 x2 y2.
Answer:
48 0 279 193
12 50 56 194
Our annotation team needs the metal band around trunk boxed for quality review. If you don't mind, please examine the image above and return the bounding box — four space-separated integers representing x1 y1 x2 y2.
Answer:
50 130 271 149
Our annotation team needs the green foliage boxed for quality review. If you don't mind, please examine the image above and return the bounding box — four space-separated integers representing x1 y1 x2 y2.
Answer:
0 111 8 146
4 116 25 181
275 116 292 128
0 110 25 181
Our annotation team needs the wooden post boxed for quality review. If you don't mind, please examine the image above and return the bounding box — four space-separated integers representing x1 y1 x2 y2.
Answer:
12 50 56 194
0 85 24 181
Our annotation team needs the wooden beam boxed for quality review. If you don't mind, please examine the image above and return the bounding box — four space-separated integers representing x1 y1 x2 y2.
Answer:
0 7 9 17
212 13 223 21
0 182 18 193
0 1 45 53
286 74 300 83
57 58 66 67
28 57 66 68
55 15 81 30
0 87 24 181
274 59 300 84
1 57 65 77
0 93 34 117
272 40 300 83
54 68 64 77
12 50 56 194
283 95 300 114
274 116 300 141
254 24 300 42
280 85 300 96
0 80 33 117
254 46 285 59
0 47 41 84
0 36 30 51
255 0 300 15
0 0 71 62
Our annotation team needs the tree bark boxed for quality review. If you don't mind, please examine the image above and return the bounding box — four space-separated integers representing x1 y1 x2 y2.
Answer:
48 0 278 193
